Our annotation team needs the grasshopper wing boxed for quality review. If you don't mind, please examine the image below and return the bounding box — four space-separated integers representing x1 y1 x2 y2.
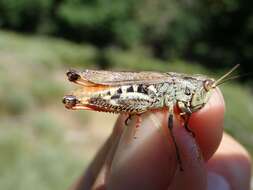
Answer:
76 69 170 86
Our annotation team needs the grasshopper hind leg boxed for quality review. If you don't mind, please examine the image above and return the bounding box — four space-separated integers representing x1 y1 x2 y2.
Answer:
125 114 142 139
124 114 142 128
168 113 183 171
125 114 133 126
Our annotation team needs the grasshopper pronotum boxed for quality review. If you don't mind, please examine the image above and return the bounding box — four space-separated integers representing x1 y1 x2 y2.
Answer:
63 64 239 171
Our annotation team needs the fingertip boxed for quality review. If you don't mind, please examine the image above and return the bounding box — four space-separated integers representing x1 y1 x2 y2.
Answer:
189 88 225 160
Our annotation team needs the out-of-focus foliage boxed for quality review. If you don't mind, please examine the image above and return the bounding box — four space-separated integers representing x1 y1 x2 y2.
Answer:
0 30 108 190
0 0 53 32
0 29 253 190
0 0 252 74
186 0 253 74
56 0 140 47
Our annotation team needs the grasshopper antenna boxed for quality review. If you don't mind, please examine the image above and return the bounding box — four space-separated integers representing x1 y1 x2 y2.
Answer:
212 64 240 88
215 72 253 86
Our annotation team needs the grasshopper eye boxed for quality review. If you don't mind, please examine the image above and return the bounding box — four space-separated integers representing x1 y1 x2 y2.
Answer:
203 80 214 91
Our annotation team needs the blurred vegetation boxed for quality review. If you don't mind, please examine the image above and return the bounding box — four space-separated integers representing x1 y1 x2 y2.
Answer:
0 0 253 74
0 0 253 189
0 30 252 190
0 31 96 189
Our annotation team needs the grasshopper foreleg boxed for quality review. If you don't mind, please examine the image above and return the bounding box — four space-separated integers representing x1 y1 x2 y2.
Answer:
181 114 195 138
178 102 195 137
168 113 183 171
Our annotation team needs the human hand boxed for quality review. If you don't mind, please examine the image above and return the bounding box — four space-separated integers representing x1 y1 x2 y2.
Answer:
70 89 251 190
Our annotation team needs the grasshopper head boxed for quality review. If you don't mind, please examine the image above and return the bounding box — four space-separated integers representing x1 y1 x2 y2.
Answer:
190 79 215 112
190 64 240 112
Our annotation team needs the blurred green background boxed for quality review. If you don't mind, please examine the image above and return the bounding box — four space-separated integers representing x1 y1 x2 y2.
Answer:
0 0 252 189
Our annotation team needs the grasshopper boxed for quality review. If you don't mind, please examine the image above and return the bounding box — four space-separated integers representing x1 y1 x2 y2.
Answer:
62 64 239 171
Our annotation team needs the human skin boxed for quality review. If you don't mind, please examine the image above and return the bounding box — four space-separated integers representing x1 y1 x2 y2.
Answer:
70 89 252 190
